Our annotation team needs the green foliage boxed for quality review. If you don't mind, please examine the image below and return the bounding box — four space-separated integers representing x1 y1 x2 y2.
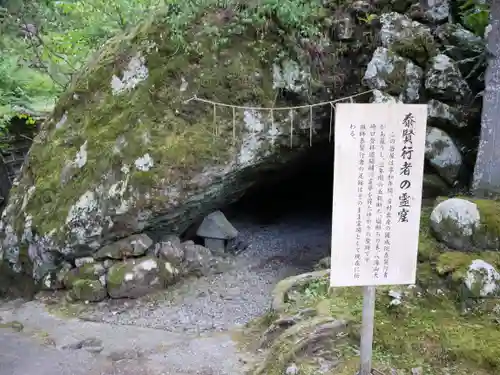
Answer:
459 0 490 37
0 53 54 135
0 0 327 119
46 0 165 71
0 0 329 143
303 279 329 299
358 13 377 24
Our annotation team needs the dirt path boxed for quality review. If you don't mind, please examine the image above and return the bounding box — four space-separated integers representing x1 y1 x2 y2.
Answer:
0 213 331 374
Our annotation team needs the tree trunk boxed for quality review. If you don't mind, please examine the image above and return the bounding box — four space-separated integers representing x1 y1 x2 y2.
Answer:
472 1 500 197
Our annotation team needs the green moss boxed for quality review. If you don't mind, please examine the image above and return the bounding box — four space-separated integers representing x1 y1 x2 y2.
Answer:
390 32 438 67
0 320 24 332
107 262 129 286
70 279 106 302
21 9 285 237
62 263 103 288
382 58 406 96
475 199 500 239
8 0 378 244
417 206 444 262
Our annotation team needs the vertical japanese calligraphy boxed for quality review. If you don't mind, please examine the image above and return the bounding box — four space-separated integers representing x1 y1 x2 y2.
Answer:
331 103 427 287
398 113 415 223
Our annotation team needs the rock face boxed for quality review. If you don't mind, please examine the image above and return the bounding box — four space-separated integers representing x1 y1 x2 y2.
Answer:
363 46 423 102
94 234 153 260
425 54 471 102
0 3 377 291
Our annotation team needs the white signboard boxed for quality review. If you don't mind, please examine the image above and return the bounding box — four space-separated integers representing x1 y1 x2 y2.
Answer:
330 103 427 287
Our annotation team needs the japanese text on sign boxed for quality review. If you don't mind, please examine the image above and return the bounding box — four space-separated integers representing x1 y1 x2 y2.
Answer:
330 103 427 287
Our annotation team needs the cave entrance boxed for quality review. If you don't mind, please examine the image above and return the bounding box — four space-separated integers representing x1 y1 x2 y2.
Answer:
226 141 334 224
219 140 335 272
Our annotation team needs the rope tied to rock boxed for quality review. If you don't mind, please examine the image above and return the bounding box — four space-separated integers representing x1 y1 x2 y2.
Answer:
183 89 374 147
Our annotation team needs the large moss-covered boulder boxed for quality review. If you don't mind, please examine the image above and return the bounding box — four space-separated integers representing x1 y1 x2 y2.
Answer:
0 3 377 293
430 197 500 250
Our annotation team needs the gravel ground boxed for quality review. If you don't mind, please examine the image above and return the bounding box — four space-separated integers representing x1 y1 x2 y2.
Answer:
74 212 332 334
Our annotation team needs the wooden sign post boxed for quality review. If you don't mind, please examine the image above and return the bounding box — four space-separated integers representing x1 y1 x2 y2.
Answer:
330 103 428 375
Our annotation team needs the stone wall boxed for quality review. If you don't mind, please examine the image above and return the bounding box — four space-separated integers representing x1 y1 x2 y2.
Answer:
362 4 486 190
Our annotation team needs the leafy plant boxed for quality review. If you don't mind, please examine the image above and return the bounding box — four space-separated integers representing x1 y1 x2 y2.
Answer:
459 0 490 37
358 13 377 25
303 279 329 299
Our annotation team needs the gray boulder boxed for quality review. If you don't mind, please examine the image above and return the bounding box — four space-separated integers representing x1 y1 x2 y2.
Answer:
154 235 185 266
370 89 402 103
94 234 153 260
408 0 450 23
62 262 106 289
378 12 437 65
464 259 500 297
425 54 471 102
425 127 463 184
434 23 485 60
106 256 179 299
430 198 480 250
427 99 466 129
363 46 423 102
68 279 107 302
182 241 217 276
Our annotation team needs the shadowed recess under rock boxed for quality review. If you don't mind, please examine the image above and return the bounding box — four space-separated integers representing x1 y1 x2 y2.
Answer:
223 141 335 225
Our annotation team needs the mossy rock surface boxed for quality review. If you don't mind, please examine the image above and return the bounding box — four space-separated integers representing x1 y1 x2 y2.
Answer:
0 1 377 291
62 262 106 288
107 256 178 298
69 279 107 302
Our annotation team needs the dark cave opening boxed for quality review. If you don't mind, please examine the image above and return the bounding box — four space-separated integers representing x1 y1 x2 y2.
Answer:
224 141 335 224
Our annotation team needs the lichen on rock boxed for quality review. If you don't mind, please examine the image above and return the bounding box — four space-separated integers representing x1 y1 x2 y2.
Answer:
363 46 423 102
425 54 471 102
0 3 377 289
379 12 437 66
465 259 500 297
107 256 178 298
426 99 466 129
430 197 481 250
